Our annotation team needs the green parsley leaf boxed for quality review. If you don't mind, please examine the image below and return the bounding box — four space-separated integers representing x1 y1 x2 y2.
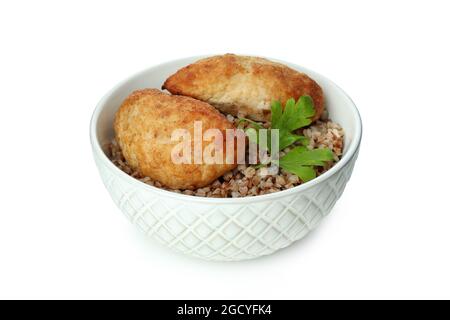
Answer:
296 95 315 119
270 96 315 150
279 146 335 182
279 164 317 183
278 132 308 151
271 96 315 131
280 147 334 166
271 100 283 129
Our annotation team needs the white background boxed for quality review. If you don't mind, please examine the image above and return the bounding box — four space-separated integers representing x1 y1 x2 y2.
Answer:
1 0 449 300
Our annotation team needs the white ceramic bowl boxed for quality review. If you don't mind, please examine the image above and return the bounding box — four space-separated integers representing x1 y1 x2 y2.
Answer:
90 55 362 261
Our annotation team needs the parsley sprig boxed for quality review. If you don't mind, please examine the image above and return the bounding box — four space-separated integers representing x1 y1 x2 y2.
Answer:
271 96 314 150
279 146 334 182
241 96 334 182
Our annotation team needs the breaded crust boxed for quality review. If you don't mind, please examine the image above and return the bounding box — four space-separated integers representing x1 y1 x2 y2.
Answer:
162 54 324 122
114 89 237 189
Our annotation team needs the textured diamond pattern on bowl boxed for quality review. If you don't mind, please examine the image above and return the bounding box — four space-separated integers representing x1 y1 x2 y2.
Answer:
94 149 358 261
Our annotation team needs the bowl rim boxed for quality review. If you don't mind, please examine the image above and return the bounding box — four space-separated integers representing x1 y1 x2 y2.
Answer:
90 54 362 204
